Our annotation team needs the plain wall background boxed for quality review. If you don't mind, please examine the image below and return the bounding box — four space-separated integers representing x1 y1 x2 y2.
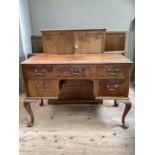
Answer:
28 0 135 35
19 0 32 57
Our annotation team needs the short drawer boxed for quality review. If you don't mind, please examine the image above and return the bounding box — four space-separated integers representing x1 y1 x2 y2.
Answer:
27 79 59 97
22 65 55 79
97 79 129 97
55 65 96 78
97 64 130 78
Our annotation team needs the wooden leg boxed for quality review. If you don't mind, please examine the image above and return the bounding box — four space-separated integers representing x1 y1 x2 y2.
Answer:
23 101 34 127
122 101 132 129
39 99 43 106
114 99 119 107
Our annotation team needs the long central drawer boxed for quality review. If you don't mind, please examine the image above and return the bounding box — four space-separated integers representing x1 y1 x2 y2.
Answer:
55 65 96 78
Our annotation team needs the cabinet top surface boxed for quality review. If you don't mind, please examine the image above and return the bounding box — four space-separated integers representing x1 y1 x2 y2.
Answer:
21 53 132 65
41 28 106 32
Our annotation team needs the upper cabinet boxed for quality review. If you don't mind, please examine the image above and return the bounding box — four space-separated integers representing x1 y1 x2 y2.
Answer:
41 29 105 54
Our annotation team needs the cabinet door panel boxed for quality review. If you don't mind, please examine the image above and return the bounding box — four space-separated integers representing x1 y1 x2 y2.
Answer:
74 31 104 54
42 31 74 54
105 32 126 51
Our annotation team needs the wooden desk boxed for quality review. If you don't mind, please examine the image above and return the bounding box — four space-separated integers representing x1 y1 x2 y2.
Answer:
21 53 132 129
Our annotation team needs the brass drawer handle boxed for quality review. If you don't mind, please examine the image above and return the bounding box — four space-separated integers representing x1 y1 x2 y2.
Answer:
108 88 115 91
107 72 117 75
36 88 47 91
34 69 46 75
36 85 48 91
107 67 120 75
70 68 82 75
106 84 119 91
114 84 119 88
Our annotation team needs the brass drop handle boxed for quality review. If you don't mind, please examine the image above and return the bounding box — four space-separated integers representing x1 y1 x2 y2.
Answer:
34 68 46 75
114 84 119 88
108 88 115 91
36 85 48 91
108 72 117 75
106 84 119 91
107 68 120 75
70 68 82 75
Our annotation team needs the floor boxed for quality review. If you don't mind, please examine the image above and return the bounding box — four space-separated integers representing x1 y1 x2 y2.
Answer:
19 85 135 155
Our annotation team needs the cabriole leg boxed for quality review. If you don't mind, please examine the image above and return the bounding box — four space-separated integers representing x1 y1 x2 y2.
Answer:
39 99 43 106
122 101 132 129
23 101 34 127
114 99 119 107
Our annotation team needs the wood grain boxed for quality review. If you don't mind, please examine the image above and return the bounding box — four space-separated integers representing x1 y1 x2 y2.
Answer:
105 31 126 51
31 36 43 53
21 54 132 64
41 29 105 54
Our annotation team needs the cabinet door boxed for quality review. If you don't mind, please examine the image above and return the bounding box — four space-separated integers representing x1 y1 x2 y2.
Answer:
74 30 105 54
105 32 126 51
116 33 126 50
42 31 74 54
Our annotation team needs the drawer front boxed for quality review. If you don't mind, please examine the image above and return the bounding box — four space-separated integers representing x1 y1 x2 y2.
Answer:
97 64 130 78
98 79 129 97
55 65 96 78
27 79 59 97
23 65 55 78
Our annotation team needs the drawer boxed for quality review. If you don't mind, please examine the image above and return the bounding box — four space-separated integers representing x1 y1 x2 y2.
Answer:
97 64 130 78
98 79 129 97
27 79 59 97
55 65 96 78
22 65 55 79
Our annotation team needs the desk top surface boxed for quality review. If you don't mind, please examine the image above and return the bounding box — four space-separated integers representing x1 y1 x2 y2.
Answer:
21 54 132 65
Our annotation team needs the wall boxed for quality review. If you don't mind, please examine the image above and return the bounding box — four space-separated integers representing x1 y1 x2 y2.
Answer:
127 19 135 83
28 0 134 35
19 0 32 57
